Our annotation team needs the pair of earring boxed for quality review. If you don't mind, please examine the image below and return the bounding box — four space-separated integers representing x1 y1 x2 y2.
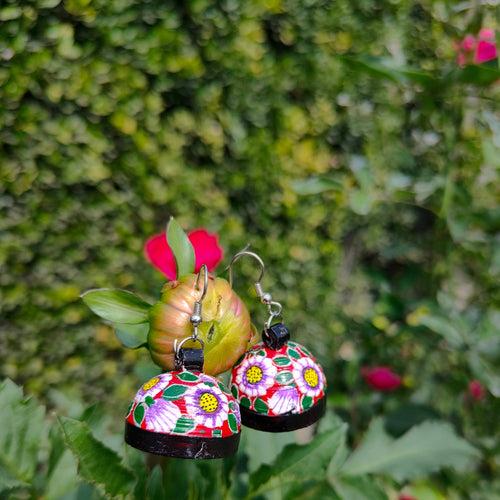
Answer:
125 250 326 460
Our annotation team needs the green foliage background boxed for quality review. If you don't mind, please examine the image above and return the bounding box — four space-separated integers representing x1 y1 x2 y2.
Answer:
0 0 498 498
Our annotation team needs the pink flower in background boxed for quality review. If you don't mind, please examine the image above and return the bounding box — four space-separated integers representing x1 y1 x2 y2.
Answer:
145 229 223 280
456 29 497 66
362 366 402 392
461 34 476 51
475 28 498 64
468 379 485 401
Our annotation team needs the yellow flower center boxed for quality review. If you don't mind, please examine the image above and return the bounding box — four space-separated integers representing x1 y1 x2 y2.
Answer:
199 392 219 413
246 365 263 384
304 368 319 388
142 376 160 391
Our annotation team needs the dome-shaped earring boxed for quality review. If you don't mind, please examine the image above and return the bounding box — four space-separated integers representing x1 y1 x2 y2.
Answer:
125 265 241 459
228 250 326 432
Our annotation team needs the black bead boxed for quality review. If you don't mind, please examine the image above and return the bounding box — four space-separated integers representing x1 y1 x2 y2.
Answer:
175 348 204 371
263 322 290 350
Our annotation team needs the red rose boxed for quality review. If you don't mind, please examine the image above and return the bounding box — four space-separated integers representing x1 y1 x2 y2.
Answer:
362 366 402 392
468 380 486 401
145 229 223 280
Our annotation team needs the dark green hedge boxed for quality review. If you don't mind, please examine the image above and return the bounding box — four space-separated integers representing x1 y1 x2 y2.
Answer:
0 3 498 492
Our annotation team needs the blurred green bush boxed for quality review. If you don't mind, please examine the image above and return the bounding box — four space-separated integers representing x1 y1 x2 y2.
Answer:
0 1 498 497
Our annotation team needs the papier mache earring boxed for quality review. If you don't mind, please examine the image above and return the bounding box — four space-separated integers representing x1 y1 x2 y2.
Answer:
229 251 327 432
125 265 241 459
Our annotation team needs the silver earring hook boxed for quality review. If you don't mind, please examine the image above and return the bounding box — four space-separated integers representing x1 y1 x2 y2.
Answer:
194 263 209 302
227 248 283 328
175 264 208 360
228 247 265 288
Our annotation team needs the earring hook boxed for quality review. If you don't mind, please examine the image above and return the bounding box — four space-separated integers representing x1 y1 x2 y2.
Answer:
227 248 283 328
175 265 209 360
194 263 209 302
228 247 265 288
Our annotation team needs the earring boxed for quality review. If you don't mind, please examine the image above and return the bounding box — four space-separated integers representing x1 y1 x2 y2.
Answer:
125 265 241 459
228 251 326 432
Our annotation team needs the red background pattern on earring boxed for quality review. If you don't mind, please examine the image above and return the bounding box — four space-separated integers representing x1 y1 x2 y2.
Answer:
230 341 326 417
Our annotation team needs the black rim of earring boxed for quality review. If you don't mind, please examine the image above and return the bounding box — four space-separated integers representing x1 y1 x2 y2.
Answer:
239 396 326 433
125 422 241 459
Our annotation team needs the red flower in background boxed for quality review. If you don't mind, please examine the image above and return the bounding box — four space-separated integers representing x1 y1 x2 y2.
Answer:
468 379 486 401
398 495 416 500
145 229 223 280
362 366 402 392
456 28 498 66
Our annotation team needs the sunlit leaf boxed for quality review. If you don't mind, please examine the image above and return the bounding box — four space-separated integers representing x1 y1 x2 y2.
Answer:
166 216 195 278
248 419 347 496
341 419 479 481
115 322 149 348
59 417 135 497
81 289 151 324
0 379 45 490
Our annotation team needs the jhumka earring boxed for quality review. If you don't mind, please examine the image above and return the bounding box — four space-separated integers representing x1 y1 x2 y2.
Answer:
228 251 326 432
125 265 241 458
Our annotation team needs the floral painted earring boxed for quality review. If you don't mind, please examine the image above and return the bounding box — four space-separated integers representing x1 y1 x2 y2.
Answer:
125 265 241 459
228 251 326 432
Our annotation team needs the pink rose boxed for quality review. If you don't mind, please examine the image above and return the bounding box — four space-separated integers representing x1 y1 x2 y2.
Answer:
361 366 402 392
456 29 497 66
468 380 486 401
478 28 495 41
474 39 498 64
461 34 476 52
145 229 223 280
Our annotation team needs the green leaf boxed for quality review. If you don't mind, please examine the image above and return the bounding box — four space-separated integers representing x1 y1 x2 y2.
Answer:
177 372 199 382
81 288 151 324
45 450 79 500
248 420 347 496
284 480 340 500
242 428 296 474
146 466 165 500
254 397 268 414
341 418 479 481
162 384 188 400
166 216 195 278
467 351 500 397
0 379 45 488
276 371 293 384
240 397 251 408
59 416 135 497
115 322 149 348
172 417 195 434
228 413 238 433
134 404 145 425
452 65 500 86
287 348 301 360
340 55 435 86
419 314 465 348
274 356 292 366
331 476 388 500
291 177 342 195
349 189 375 216
302 396 313 410
384 404 441 437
